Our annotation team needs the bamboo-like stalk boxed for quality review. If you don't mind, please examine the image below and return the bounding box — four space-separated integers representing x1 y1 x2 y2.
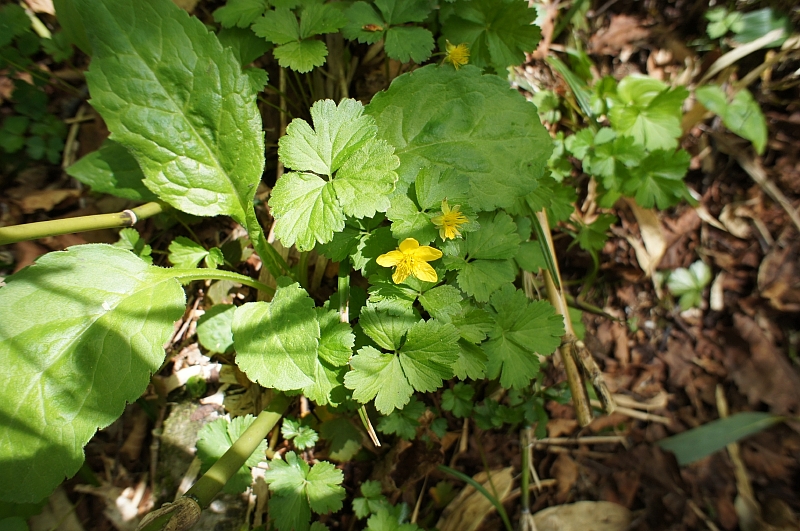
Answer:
137 394 290 531
0 201 165 245
535 211 593 427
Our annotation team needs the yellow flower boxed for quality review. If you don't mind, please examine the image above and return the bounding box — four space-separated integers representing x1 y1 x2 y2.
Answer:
444 40 470 70
431 200 469 240
376 238 443 284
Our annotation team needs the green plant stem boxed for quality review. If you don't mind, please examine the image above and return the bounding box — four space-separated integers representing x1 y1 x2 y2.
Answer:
520 428 530 514
244 208 291 280
297 251 310 289
168 268 275 296
437 465 513 531
0 201 165 245
185 393 290 507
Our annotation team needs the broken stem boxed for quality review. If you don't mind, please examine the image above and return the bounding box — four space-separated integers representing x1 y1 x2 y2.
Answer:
535 210 593 427
0 201 165 245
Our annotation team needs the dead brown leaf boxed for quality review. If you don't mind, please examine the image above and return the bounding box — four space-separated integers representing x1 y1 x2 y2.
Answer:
436 468 514 531
547 418 578 438
533 501 632 531
589 15 650 55
758 229 800 312
24 0 54 14
16 189 82 214
551 453 579 504
726 314 800 419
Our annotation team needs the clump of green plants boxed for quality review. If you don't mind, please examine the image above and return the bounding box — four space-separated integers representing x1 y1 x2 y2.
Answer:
0 0 773 529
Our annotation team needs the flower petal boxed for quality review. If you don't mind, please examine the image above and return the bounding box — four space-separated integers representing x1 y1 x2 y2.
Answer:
409 245 443 261
412 261 438 283
393 261 412 284
398 238 420 253
376 250 403 267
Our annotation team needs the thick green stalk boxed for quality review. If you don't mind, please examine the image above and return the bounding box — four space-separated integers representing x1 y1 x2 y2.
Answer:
0 201 164 245
136 394 290 531
186 393 290 507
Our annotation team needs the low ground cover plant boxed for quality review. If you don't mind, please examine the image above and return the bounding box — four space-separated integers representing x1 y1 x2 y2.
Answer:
0 0 778 529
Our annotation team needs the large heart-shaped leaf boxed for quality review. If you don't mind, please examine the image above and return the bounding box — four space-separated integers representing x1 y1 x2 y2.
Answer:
0 245 185 502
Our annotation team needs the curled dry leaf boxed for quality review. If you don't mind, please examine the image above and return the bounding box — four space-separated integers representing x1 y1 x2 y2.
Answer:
533 501 632 531
436 467 514 531
727 314 800 422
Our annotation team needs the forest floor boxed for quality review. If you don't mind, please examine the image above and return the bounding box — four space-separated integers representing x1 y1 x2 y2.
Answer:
2 1 800 530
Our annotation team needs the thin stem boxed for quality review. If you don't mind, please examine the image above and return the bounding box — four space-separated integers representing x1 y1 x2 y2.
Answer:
244 207 292 280
185 393 290 507
4 57 82 97
168 268 274 296
520 428 531 515
0 201 165 245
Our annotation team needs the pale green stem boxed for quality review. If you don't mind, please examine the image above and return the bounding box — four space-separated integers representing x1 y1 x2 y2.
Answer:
0 201 164 245
185 393 290 507
168 268 274 296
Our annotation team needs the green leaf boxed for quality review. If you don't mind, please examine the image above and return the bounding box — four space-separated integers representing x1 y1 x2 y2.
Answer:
282 418 320 450
621 149 691 209
113 228 153 264
484 285 564 389
218 27 272 65
456 258 516 303
441 382 474 418
443 0 540 73
264 452 345 531
353 480 391 518
0 4 31 48
658 412 783 466
466 211 520 260
66 140 156 202
270 173 344 251
233 282 319 390
299 3 348 38
41 31 75 63
387 194 438 245
271 99 398 250
384 26 434 64
0 244 185 502
366 508 422 531
168 237 210 268
697 86 767 155
418 285 463 321
279 98 376 176
273 39 328 73
667 260 711 310
319 417 362 462
733 8 790 47
609 76 688 151
252 7 300 44
366 64 551 212
233 282 353 404
575 213 616 253
342 2 386 45
316 308 355 366
213 0 268 28
196 415 267 494
77 0 264 227
377 397 425 439
359 304 417 351
196 304 236 354
342 0 433 63
399 319 460 391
